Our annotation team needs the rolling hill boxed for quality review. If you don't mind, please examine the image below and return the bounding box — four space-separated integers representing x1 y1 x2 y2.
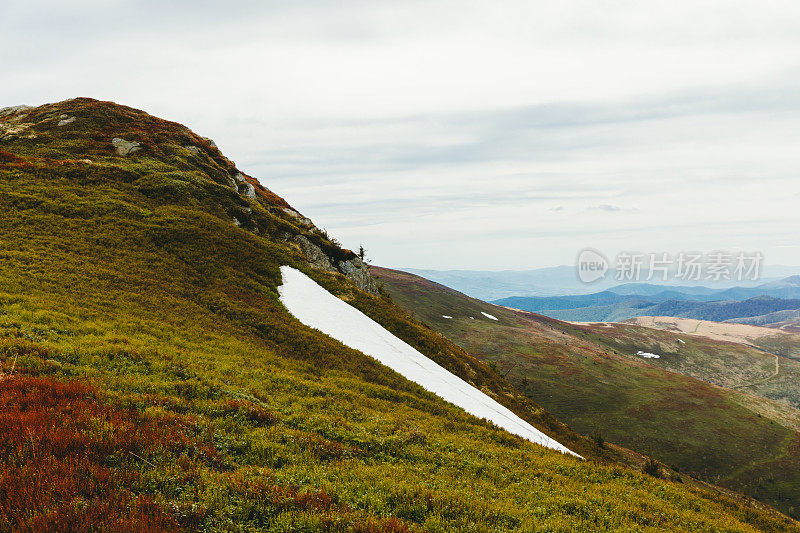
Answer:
623 316 800 363
373 266 800 519
404 267 800 301
3 98 796 530
495 291 800 323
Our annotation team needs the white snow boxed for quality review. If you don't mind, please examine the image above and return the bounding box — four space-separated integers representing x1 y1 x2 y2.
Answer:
636 350 660 359
480 312 499 321
278 266 580 458
442 315 453 319
677 339 685 344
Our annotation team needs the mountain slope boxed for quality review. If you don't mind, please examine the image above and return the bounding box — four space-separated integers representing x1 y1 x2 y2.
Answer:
0 98 797 530
624 316 800 363
278 266 577 456
373 266 800 519
498 294 800 323
494 278 800 323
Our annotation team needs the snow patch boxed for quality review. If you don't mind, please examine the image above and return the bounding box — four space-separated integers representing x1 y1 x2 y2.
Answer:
278 266 579 458
442 315 453 319
677 339 685 344
636 350 660 359
481 312 498 321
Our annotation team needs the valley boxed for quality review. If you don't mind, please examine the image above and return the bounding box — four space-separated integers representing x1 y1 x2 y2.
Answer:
373 265 800 518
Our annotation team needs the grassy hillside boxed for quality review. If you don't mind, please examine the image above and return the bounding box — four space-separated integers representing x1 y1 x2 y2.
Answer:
0 99 797 531
624 316 800 365
373 266 800 520
569 322 800 408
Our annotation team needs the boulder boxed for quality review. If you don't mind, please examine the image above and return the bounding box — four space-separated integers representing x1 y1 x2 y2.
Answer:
295 235 335 272
294 235 378 294
234 172 256 198
112 138 142 156
338 258 378 294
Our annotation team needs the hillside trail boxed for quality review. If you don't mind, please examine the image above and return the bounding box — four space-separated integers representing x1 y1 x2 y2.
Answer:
731 345 781 391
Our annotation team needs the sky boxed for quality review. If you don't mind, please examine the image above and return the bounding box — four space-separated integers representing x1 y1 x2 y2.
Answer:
2 0 799 270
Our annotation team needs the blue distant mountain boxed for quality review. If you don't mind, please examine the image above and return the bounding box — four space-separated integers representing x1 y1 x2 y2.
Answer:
492 277 800 322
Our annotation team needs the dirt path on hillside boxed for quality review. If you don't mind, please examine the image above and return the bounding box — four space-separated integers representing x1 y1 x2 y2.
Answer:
730 345 781 391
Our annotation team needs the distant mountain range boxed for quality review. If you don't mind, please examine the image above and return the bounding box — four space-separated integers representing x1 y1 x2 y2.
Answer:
403 266 800 300
372 266 800 517
492 276 800 323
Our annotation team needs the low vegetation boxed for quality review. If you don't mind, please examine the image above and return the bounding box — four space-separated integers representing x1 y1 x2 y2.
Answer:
373 266 800 519
0 99 796 530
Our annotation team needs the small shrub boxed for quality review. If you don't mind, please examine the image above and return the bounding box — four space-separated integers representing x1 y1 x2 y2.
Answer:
643 457 661 478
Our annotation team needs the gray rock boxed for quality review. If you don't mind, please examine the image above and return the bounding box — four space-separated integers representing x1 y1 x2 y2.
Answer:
239 182 256 199
294 235 378 294
201 136 218 150
234 172 256 198
232 217 242 227
295 235 335 272
0 105 32 117
338 258 378 294
282 208 313 226
112 137 141 156
57 116 76 127
185 145 201 155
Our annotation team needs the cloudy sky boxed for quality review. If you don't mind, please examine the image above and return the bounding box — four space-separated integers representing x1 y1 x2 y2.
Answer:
2 0 799 270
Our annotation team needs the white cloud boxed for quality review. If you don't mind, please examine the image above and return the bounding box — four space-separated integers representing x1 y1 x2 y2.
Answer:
1 0 799 269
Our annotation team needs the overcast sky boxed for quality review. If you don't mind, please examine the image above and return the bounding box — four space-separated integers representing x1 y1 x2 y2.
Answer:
2 0 799 270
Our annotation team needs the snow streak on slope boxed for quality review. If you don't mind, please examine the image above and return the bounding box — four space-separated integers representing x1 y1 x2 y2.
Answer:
278 266 579 457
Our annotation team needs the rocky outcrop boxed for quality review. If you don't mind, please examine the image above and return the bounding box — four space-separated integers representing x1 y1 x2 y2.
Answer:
295 235 335 271
282 208 313 227
294 235 378 294
0 105 32 117
112 138 141 156
0 109 35 140
338 257 378 294
57 116 76 127
234 173 256 198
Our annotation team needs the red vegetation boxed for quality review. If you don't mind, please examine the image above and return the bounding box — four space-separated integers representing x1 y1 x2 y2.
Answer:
228 477 415 531
301 433 349 462
219 399 278 426
0 149 32 170
0 375 197 531
242 174 291 209
233 478 340 513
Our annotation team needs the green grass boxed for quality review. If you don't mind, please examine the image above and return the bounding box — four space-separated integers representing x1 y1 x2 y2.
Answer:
0 98 796 531
568 322 800 408
373 266 800 520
